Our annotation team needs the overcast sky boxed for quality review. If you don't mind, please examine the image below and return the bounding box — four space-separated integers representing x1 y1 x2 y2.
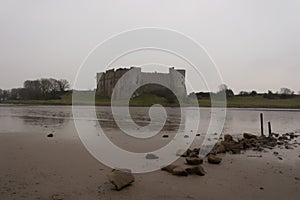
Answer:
0 0 299 93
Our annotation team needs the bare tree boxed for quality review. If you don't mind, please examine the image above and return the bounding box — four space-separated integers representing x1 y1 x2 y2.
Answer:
279 88 294 95
57 79 70 92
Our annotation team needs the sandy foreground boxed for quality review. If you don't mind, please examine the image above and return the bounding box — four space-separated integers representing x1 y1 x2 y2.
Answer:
0 128 299 200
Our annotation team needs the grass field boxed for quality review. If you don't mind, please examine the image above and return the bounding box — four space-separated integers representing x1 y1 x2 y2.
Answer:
2 92 300 109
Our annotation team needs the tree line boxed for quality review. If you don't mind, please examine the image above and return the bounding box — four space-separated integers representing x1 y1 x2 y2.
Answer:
0 78 70 101
195 84 299 99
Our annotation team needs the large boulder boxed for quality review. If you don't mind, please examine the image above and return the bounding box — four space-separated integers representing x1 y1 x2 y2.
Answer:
207 154 222 164
107 169 135 191
185 157 203 165
185 166 206 176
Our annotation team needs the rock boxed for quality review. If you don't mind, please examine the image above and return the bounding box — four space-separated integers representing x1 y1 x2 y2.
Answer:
278 157 283 160
145 153 159 159
184 135 189 138
176 149 191 157
186 157 203 165
185 166 205 176
260 187 264 190
278 136 288 141
107 169 135 190
224 134 233 142
196 134 200 136
243 133 257 140
212 143 226 154
52 195 64 200
273 133 279 137
161 164 178 173
172 167 188 176
273 151 279 155
207 154 222 164
47 133 54 137
162 135 169 138
221 141 241 154
277 141 284 145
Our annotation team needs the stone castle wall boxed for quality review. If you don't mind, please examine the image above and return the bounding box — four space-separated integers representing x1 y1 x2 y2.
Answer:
96 67 187 99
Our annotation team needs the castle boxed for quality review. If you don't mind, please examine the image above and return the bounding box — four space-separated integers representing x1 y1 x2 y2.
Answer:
96 67 187 99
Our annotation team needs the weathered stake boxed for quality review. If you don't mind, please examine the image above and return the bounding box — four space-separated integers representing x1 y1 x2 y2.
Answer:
260 113 264 137
268 121 272 138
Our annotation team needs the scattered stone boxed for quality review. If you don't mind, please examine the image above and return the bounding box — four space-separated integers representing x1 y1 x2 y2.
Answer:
243 133 257 140
273 133 279 137
47 133 54 137
184 135 189 138
52 194 64 200
107 169 135 191
207 154 222 164
145 153 159 160
172 167 188 176
278 157 283 160
278 136 288 141
176 149 191 157
196 134 200 136
295 177 299 181
212 143 226 154
186 157 203 165
259 187 264 190
161 164 178 173
273 151 279 155
162 135 169 138
224 134 233 142
185 166 205 176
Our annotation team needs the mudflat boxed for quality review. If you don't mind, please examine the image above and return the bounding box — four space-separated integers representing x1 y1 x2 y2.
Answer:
0 130 299 200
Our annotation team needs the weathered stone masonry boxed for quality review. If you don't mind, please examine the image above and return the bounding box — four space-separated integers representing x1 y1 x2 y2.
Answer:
96 67 187 99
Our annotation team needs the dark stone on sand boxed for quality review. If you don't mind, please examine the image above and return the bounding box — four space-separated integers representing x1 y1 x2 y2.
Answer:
278 136 288 141
273 133 279 137
161 164 178 173
172 167 188 176
224 134 233 142
107 169 135 191
243 133 257 140
260 187 264 190
185 166 206 176
162 135 169 138
207 154 222 164
184 135 189 138
47 133 54 137
196 134 200 136
186 157 203 165
145 153 159 159
278 157 283 160
273 151 279 155
176 149 191 157
212 143 226 154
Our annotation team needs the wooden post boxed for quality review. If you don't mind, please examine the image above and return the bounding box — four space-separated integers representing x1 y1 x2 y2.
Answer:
268 121 272 137
260 113 264 137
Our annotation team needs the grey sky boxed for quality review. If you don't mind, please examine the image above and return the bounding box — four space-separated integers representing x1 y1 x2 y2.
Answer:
0 0 299 93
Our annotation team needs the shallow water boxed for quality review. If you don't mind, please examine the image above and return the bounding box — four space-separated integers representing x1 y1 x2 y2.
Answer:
0 105 299 136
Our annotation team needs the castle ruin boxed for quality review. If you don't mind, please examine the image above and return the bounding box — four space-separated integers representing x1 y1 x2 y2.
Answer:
96 67 187 99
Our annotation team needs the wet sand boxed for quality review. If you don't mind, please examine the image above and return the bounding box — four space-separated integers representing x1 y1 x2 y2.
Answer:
0 130 299 200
